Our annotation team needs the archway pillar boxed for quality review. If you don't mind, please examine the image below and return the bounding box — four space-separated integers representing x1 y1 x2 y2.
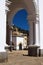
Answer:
10 28 12 51
28 16 40 56
28 21 33 45
28 21 40 46
0 0 8 61
35 22 40 46
39 0 43 56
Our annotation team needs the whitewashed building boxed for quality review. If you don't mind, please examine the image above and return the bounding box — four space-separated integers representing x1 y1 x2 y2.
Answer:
12 36 27 50
12 33 27 50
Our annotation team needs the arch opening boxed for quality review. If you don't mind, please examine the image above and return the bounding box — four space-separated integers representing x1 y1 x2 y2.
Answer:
11 9 30 50
6 0 36 51
12 9 30 31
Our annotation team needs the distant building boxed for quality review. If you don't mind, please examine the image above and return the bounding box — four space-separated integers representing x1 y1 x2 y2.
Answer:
12 25 28 50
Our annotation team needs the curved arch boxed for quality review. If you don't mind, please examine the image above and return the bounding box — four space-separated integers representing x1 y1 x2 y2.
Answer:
8 7 29 25
11 8 27 24
7 0 36 25
7 0 36 46
12 9 30 31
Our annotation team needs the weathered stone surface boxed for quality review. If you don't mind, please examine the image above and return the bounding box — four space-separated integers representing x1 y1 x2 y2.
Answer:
0 50 43 65
28 45 40 56
0 52 8 63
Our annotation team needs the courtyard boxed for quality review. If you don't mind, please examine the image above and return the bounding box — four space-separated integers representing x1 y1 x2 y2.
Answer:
0 50 43 65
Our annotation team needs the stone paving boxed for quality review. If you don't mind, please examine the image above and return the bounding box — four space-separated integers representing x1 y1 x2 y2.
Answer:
0 50 43 65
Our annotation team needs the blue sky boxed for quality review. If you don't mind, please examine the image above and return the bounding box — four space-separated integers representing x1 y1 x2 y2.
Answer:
12 9 30 31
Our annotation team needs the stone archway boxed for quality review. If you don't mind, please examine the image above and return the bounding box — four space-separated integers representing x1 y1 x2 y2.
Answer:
0 0 40 61
7 0 36 46
6 0 40 56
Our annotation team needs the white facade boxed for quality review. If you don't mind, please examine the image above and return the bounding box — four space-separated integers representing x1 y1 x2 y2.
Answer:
16 37 24 50
0 0 6 52
39 0 43 49
12 36 27 50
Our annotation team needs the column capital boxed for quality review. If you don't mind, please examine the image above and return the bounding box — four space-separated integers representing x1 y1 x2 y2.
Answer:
6 0 12 6
27 14 36 22
5 0 12 12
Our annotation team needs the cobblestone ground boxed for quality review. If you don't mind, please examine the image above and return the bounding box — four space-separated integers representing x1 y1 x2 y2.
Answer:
0 50 43 65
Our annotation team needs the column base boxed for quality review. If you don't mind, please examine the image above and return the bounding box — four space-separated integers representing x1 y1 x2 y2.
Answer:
0 52 8 63
39 49 43 56
28 45 40 56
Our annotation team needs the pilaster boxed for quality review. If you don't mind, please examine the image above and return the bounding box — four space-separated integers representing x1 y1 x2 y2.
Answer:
39 0 43 56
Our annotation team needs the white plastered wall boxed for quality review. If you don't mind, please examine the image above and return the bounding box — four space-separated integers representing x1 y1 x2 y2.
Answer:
0 0 6 52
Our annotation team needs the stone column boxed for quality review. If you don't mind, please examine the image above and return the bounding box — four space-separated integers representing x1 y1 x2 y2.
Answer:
35 22 40 46
28 21 33 45
10 30 12 43
33 0 40 46
0 0 8 62
39 0 43 56
10 30 12 51
34 21 40 56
